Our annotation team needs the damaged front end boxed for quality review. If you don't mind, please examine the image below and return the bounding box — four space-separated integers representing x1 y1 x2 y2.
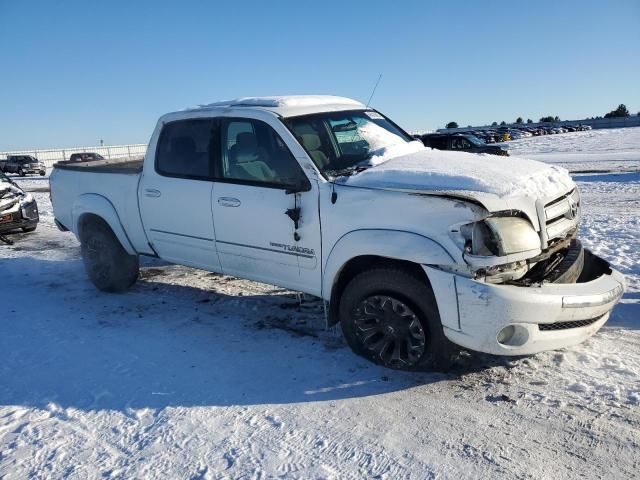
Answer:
0 178 39 243
428 190 623 356
450 189 587 286
448 185 613 289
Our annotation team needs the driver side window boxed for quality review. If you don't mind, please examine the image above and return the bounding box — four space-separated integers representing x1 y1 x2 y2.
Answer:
221 119 306 187
451 137 470 149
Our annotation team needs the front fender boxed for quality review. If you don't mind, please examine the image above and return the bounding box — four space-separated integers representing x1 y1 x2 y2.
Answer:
322 229 456 300
71 193 136 255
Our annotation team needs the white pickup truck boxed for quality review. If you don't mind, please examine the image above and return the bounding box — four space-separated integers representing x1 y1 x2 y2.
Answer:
50 95 624 370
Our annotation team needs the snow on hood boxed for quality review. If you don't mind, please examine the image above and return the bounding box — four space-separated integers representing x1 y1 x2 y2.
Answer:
341 146 575 200
0 182 27 213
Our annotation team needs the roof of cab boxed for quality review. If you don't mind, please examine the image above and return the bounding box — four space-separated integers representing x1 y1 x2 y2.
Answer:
182 95 366 118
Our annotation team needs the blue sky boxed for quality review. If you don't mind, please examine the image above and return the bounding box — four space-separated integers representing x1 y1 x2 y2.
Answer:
1 0 638 150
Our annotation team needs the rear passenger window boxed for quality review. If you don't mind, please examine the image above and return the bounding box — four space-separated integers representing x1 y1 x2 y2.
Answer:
431 137 448 149
156 119 220 179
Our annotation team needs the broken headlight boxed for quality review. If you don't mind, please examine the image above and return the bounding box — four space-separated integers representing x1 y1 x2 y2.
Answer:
460 216 541 257
20 194 38 220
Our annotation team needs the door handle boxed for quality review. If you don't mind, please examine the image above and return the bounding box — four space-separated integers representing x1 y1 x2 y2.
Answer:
218 197 241 207
144 189 161 198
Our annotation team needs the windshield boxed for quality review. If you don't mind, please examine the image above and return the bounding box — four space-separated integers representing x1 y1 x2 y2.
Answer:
285 110 415 176
465 135 484 146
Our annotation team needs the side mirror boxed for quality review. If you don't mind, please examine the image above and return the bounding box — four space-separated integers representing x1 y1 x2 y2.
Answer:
285 176 312 195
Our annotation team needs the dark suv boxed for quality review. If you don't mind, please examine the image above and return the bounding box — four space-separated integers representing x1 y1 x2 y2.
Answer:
418 134 509 156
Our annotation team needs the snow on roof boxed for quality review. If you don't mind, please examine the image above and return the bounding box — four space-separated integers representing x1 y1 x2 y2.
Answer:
182 95 366 117
204 95 364 109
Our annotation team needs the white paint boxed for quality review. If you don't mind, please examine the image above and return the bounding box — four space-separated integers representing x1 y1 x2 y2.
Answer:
50 97 624 360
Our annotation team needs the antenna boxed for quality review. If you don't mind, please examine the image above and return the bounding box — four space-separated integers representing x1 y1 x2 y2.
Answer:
365 74 382 107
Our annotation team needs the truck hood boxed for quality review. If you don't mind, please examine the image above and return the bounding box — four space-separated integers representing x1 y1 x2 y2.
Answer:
339 146 576 229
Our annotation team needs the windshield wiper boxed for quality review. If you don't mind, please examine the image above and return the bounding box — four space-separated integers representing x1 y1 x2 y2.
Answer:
327 164 370 178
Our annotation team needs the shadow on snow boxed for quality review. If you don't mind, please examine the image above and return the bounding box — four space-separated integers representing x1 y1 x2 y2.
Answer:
0 255 635 413
0 256 451 412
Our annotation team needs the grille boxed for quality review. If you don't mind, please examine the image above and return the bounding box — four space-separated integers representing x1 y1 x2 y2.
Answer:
538 315 604 331
543 189 580 242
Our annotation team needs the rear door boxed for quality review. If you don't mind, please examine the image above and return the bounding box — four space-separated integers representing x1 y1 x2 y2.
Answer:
139 118 222 271
212 117 319 291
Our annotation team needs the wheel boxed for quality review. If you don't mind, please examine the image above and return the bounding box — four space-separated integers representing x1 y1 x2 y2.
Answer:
80 220 139 292
339 266 451 371
22 226 37 233
18 169 25 177
39 170 46 176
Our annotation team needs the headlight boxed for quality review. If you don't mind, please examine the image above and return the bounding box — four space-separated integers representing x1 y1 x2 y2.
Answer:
460 215 540 257
20 194 38 220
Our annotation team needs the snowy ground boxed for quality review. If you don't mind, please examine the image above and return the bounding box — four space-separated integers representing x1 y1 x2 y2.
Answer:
507 126 640 173
1 130 639 478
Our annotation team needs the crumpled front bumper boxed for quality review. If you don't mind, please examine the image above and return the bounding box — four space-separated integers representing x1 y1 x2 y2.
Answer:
425 250 625 356
0 201 39 233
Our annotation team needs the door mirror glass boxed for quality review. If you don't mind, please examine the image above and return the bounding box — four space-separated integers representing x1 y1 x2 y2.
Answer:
285 175 312 194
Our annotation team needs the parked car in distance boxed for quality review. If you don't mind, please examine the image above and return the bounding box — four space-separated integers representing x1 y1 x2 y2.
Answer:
0 171 39 233
50 95 624 371
69 152 106 162
419 133 509 156
495 131 511 142
0 155 46 176
507 130 523 140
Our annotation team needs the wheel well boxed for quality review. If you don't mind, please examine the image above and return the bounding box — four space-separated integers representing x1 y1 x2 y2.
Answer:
327 255 430 326
77 213 111 242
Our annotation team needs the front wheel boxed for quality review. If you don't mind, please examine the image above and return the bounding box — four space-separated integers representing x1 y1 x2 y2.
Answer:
80 220 139 292
18 169 25 177
339 266 451 371
22 226 37 233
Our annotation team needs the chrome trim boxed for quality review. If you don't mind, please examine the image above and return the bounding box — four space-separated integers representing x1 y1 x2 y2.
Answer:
562 283 623 308
539 188 581 246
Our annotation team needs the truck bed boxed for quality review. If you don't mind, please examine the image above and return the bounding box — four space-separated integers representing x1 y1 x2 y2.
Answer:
54 157 144 174
50 158 153 255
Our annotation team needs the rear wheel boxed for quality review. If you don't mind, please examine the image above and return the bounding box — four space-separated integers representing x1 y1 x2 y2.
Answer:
339 266 451 371
80 220 139 292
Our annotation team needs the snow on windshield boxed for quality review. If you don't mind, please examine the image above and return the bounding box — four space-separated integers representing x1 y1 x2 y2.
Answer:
354 121 426 165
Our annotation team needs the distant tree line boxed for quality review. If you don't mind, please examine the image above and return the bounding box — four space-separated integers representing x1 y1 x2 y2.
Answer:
604 104 630 118
445 103 635 129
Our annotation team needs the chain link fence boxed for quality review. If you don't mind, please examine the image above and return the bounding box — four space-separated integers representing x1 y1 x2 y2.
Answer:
0 144 148 169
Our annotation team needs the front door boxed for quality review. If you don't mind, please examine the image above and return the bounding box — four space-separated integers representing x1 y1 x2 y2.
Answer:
139 118 222 271
212 117 320 291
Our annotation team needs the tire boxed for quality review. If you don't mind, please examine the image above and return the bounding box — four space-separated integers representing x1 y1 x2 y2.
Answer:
18 169 25 177
339 266 451 371
80 220 139 292
22 226 37 233
39 170 46 176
